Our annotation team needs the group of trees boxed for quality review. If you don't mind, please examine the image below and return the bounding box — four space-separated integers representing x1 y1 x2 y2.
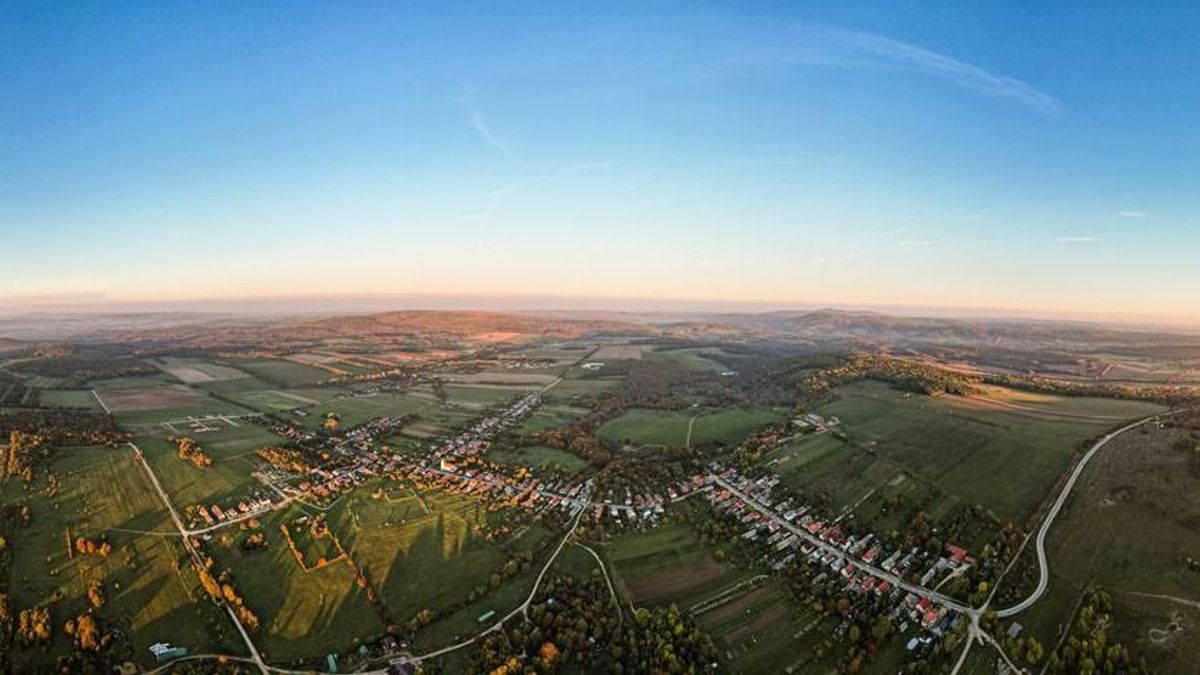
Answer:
0 409 128 449
171 436 213 469
195 559 260 630
1042 590 1150 675
0 430 48 481
74 535 113 558
63 612 108 651
471 573 719 674
255 445 315 474
16 606 52 644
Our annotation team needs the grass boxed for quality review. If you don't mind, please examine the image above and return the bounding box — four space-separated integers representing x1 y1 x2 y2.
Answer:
205 505 386 662
646 346 731 372
2 446 238 670
229 359 331 387
606 521 750 608
597 407 786 448
1015 421 1200 674
35 388 104 410
697 579 842 674
213 481 555 660
303 392 441 429
514 403 588 434
132 422 287 509
805 380 1164 520
488 445 590 472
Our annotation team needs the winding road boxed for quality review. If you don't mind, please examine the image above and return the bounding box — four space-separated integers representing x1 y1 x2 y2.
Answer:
996 413 1169 618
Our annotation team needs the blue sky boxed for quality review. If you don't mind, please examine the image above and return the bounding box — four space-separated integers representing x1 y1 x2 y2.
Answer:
2 1 1198 322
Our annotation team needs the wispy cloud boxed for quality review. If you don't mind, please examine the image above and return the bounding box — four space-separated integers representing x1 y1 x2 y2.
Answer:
898 239 935 247
557 161 616 175
957 214 985 221
488 185 518 197
1054 235 1100 243
737 25 1063 116
1115 210 1146 218
458 211 491 222
458 84 509 156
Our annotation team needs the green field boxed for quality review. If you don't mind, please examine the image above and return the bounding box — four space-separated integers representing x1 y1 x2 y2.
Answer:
544 376 622 402
213 482 555 660
696 579 845 674
35 388 104 410
796 380 1164 520
229 359 332 387
607 520 750 608
133 422 287 509
2 447 238 670
515 403 588 434
646 346 732 372
1014 421 1200 674
488 445 590 472
206 505 387 661
303 391 440 429
597 407 785 448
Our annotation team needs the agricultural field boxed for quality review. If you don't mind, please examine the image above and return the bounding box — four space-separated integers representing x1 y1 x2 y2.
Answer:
93 382 249 426
597 407 786 448
132 421 287 508
298 391 439 429
1015 421 1200 674
1 446 237 670
607 520 751 608
35 388 104 410
543 375 622 402
228 359 332 387
646 346 734 372
204 505 386 661
590 343 650 360
223 387 338 412
695 579 846 674
515 402 589 434
799 380 1165 520
206 482 562 659
151 356 252 384
488 445 590 473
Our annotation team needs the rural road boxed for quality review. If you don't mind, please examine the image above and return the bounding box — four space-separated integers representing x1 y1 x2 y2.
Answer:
128 443 271 674
996 413 1170 618
711 476 974 615
576 542 623 625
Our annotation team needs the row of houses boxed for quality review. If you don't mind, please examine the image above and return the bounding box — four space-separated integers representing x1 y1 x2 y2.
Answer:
705 467 966 638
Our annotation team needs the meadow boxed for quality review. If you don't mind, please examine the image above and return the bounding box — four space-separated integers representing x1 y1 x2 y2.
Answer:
211 481 555 660
1015 422 1200 674
597 407 785 448
228 359 332 387
646 346 732 372
793 380 1164 520
2 446 237 669
132 421 287 509
488 445 590 473
606 520 750 608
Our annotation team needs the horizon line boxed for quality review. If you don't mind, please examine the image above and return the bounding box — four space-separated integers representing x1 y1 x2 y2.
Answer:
3 291 1200 331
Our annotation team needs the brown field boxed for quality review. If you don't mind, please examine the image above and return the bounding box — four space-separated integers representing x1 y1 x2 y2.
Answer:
471 331 522 342
442 372 559 385
591 344 649 360
96 384 211 411
626 556 730 602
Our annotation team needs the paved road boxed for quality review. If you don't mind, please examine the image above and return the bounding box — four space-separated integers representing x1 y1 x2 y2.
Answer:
712 476 975 615
995 413 1169 618
128 443 270 674
577 542 622 625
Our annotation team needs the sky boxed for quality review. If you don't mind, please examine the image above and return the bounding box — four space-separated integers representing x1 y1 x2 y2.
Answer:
2 1 1198 324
